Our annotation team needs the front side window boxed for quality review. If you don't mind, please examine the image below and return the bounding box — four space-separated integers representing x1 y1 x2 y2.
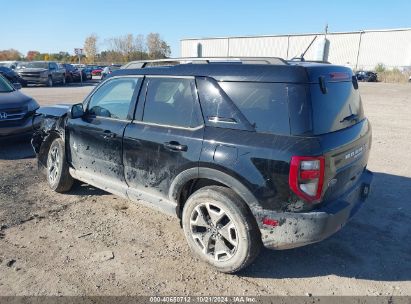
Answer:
88 77 140 120
142 77 202 128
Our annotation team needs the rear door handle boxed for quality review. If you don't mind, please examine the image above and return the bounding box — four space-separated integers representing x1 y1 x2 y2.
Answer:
164 141 188 152
103 130 116 139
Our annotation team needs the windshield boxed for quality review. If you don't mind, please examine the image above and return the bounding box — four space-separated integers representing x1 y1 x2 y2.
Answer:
0 75 14 93
17 62 48 69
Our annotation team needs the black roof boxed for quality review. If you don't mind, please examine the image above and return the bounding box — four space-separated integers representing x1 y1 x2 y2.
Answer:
110 60 354 83
111 63 312 83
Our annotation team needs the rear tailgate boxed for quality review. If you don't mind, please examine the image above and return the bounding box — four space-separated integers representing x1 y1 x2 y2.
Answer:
319 119 372 202
304 64 371 201
306 65 364 135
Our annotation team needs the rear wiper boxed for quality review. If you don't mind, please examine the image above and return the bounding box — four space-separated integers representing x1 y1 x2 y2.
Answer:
340 113 359 123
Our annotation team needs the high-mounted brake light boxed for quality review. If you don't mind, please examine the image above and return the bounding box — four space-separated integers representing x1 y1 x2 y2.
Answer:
329 72 350 80
289 156 325 203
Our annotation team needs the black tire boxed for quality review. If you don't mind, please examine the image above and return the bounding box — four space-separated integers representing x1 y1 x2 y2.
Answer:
46 138 73 193
47 76 53 87
182 186 261 273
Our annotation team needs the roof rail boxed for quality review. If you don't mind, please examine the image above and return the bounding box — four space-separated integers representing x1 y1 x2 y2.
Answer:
288 59 331 64
121 57 288 69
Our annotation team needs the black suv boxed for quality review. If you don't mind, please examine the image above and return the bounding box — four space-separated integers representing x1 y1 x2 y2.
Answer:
32 57 373 273
0 75 40 138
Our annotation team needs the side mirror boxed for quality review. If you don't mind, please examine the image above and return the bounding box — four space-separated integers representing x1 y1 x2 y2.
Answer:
352 76 359 90
13 83 22 90
69 103 85 119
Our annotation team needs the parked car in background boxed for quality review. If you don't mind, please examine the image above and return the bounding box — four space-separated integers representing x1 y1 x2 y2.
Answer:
61 63 81 82
0 74 40 139
72 64 92 80
90 65 105 76
0 66 27 86
32 57 373 273
16 61 66 87
80 67 93 80
356 71 378 82
0 61 19 70
101 65 121 79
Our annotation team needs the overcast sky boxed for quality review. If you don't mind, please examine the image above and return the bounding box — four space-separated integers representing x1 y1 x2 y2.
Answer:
2 0 411 57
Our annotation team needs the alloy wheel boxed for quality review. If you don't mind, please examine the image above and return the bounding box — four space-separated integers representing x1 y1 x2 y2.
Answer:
47 146 60 184
190 202 238 262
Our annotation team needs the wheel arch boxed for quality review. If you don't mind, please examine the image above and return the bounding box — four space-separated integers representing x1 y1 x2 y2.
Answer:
169 167 260 219
35 114 68 169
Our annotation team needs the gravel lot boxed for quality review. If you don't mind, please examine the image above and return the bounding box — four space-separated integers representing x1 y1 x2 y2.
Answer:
0 82 410 296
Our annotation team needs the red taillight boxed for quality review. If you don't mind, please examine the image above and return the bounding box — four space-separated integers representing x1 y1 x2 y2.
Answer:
289 156 325 203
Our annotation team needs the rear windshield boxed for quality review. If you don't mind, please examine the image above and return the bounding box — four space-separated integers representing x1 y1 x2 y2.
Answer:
309 81 364 135
218 82 290 135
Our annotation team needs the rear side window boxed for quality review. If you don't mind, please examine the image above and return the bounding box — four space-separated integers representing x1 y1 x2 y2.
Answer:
143 77 202 128
218 82 290 135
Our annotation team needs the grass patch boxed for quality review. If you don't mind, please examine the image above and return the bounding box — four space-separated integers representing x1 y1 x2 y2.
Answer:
374 63 410 83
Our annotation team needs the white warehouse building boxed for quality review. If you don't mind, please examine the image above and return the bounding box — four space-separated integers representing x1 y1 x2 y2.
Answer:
181 28 411 70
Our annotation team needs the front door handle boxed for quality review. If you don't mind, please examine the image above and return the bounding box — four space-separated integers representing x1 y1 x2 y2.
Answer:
103 130 116 139
164 141 188 152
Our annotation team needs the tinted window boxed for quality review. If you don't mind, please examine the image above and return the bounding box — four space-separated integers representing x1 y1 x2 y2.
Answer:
309 82 364 135
196 77 253 131
88 77 140 120
0 75 14 92
143 78 202 128
219 82 290 135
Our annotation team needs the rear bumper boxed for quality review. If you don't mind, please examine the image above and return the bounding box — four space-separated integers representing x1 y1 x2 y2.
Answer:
258 169 373 250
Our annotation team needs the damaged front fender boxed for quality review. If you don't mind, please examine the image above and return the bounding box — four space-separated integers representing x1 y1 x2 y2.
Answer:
31 104 71 168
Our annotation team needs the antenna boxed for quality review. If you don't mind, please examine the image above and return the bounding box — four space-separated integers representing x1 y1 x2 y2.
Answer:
300 35 317 61
290 35 318 62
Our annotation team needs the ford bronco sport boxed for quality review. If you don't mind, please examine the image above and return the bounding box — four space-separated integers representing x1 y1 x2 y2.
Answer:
32 57 373 273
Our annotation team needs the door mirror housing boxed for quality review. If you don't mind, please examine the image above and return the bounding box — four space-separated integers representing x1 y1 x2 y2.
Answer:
69 103 85 119
13 82 22 90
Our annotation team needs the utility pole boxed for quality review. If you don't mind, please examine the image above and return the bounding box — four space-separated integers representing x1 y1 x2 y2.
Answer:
74 48 84 85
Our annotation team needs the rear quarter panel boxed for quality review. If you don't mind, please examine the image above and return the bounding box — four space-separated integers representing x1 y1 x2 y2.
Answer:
200 127 322 212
